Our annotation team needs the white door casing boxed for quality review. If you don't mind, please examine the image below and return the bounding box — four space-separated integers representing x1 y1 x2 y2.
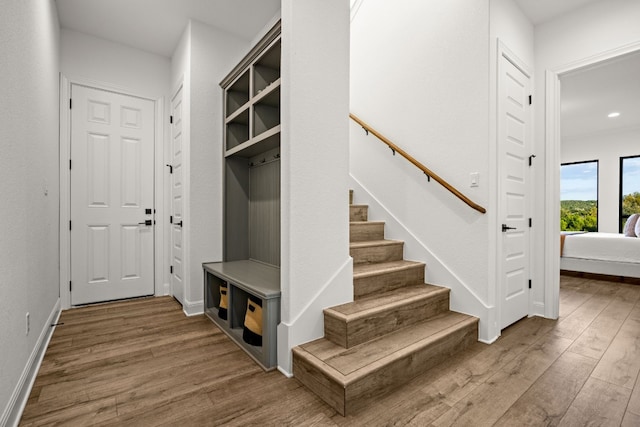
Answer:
70 84 155 305
170 85 185 305
498 52 532 330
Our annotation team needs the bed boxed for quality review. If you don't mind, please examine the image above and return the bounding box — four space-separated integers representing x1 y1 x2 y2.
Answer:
560 232 640 282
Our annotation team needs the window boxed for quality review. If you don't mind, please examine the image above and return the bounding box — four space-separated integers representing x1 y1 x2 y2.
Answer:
620 155 640 232
560 160 598 231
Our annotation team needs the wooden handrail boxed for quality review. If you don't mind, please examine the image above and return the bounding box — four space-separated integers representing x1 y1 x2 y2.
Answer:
349 113 487 214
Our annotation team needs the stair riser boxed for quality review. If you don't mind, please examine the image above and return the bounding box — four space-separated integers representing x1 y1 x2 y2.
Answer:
346 321 477 415
325 292 450 348
293 320 478 416
293 351 346 415
351 243 403 265
354 265 425 299
349 205 368 222
350 222 384 242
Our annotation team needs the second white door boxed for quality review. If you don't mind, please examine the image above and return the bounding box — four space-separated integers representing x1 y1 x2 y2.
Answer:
498 53 531 329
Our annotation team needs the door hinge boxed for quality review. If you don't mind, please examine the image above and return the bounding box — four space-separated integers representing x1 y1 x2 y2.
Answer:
170 265 173 274
170 215 173 224
529 218 532 227
69 281 72 291
170 115 173 124
69 220 72 230
69 159 72 170
528 279 532 289
528 95 532 105
69 99 72 109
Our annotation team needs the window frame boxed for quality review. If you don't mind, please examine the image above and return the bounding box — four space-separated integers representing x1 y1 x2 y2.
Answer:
619 154 640 232
560 159 599 232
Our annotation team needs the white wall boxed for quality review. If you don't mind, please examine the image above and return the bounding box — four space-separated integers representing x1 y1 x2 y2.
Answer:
278 0 351 374
533 0 640 313
61 28 171 98
350 0 494 339
0 0 60 424
562 127 640 233
185 20 250 309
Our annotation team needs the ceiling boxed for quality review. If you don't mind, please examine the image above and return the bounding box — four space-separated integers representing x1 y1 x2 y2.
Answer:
514 0 600 25
561 51 640 139
55 0 281 57
55 0 602 58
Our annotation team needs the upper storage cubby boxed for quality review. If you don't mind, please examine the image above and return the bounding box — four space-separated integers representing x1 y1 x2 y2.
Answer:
221 26 281 158
226 70 250 118
253 39 281 97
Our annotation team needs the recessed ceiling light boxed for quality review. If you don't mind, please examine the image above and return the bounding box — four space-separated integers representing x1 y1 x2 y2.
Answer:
608 112 620 118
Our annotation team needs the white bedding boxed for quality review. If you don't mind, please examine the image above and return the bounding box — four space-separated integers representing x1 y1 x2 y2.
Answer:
562 232 640 264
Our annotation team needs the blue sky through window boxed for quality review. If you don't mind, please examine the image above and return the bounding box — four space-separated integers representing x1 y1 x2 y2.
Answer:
622 156 640 196
561 161 598 201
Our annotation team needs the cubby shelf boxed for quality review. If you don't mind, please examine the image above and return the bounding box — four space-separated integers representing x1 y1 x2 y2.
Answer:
203 260 280 370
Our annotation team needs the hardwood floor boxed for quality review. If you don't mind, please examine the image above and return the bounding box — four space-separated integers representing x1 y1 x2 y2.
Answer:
20 276 640 426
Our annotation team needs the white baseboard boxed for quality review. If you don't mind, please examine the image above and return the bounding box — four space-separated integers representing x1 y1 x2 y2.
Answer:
183 299 204 316
277 366 294 378
1 299 61 427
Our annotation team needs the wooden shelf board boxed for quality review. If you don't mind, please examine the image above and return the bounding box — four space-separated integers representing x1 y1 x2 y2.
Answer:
203 259 280 299
225 105 250 124
253 78 281 105
225 125 280 158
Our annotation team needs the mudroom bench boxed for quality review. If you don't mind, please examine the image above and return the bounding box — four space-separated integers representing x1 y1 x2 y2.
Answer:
203 260 280 370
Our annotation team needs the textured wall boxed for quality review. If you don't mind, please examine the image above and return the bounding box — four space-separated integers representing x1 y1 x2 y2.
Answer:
0 0 60 422
278 0 352 374
350 1 491 305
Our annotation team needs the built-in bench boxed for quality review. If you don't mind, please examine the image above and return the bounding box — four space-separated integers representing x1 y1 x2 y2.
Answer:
203 260 280 370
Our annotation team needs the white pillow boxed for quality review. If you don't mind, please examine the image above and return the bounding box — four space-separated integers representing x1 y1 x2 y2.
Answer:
624 214 639 237
635 217 640 237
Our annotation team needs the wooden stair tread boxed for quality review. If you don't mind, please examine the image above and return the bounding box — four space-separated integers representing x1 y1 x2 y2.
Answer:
325 284 447 318
350 239 403 249
297 311 477 379
349 220 385 225
353 260 424 278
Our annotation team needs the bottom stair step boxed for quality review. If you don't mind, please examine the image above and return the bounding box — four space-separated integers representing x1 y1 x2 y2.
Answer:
292 311 478 416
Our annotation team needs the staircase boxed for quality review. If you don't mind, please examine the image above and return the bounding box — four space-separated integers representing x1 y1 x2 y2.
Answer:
292 191 479 416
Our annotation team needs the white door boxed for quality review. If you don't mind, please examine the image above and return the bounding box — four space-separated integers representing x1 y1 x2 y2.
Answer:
170 86 185 305
70 85 155 305
498 54 531 329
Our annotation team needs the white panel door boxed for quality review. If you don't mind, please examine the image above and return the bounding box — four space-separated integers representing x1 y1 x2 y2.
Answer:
170 86 185 305
498 55 531 329
71 85 155 305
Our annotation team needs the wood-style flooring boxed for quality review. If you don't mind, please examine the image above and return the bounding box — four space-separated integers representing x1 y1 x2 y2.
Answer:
20 275 640 426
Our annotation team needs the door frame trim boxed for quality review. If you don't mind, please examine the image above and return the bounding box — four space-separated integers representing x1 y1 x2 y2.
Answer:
495 40 533 332
59 74 166 309
543 40 640 320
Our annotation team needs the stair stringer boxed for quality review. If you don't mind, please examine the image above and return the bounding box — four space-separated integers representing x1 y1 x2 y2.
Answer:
349 175 498 344
277 257 354 376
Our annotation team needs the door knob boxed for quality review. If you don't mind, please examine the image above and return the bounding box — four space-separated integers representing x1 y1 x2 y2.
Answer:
175 220 183 227
502 224 516 232
138 219 152 226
